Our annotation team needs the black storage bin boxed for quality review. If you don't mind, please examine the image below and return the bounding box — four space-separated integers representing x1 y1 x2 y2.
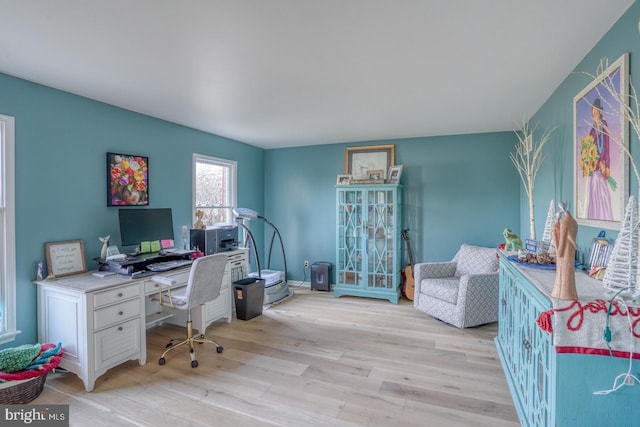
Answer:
311 262 332 291
233 278 265 320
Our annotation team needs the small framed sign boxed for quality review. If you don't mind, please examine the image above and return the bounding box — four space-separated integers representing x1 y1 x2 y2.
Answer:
45 240 87 278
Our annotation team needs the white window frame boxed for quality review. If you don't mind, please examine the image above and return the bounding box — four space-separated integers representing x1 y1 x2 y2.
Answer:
0 114 19 344
192 153 237 227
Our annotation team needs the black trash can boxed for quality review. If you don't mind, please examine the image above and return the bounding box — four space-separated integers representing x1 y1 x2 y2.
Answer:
233 278 265 320
311 262 332 291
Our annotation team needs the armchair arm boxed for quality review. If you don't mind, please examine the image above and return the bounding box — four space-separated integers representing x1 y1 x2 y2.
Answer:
414 261 457 281
457 272 500 322
413 262 457 307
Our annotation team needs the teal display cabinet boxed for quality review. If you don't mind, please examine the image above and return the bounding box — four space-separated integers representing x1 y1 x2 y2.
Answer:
496 252 640 426
334 184 402 304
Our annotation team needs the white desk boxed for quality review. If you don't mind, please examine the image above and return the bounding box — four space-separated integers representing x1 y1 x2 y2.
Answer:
35 249 247 392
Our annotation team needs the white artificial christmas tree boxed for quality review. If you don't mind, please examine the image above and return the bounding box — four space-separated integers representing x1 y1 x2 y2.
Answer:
603 196 638 292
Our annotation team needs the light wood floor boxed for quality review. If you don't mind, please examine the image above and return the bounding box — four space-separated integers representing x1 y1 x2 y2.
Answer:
35 287 519 427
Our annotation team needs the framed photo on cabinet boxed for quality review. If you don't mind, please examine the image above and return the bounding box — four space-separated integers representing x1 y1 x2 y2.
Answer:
345 145 394 180
387 165 403 184
336 174 352 185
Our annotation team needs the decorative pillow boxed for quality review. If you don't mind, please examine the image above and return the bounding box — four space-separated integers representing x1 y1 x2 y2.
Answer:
454 244 499 277
0 344 41 373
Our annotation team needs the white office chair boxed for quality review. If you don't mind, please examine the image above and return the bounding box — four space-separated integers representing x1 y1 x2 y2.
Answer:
150 253 228 367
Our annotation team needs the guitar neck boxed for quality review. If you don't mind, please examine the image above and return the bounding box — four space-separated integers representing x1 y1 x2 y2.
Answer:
402 229 415 267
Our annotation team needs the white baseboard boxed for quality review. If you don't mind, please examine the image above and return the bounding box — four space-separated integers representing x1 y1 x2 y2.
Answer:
287 280 310 288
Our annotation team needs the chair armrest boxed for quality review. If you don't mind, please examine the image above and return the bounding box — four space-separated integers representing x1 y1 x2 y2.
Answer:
414 262 457 282
152 275 177 308
458 272 500 304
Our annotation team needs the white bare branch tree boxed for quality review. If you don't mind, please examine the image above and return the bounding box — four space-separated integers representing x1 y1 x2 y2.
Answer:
510 118 556 240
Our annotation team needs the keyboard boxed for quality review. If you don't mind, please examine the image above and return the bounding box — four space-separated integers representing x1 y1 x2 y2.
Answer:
146 259 193 272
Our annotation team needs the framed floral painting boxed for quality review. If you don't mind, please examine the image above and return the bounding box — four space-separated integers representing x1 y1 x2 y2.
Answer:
107 152 149 206
573 53 629 229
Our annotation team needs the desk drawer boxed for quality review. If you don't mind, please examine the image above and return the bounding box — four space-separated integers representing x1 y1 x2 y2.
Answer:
94 318 141 372
143 270 189 295
94 299 141 330
93 284 140 308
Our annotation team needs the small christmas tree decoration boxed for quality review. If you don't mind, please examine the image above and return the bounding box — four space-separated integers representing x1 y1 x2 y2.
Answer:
603 196 638 291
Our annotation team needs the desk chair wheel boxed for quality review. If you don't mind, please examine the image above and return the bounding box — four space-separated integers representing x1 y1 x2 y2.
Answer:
159 357 166 365
191 360 198 368
216 346 223 353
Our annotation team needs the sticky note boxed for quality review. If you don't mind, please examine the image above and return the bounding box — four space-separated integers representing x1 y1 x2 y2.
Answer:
140 241 151 253
161 239 174 249
151 240 161 253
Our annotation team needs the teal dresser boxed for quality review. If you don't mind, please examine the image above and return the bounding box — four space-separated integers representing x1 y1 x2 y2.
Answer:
496 252 640 426
334 184 402 304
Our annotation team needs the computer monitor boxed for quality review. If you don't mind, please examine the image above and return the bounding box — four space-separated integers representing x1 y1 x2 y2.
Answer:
118 208 174 249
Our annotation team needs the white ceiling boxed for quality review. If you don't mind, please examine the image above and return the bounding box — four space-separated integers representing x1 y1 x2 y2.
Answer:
0 1 635 149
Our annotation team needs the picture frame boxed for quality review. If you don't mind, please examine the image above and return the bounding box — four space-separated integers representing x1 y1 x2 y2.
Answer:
387 164 403 184
345 144 394 180
45 240 87 278
336 174 352 185
107 152 149 206
573 53 629 229
367 169 385 184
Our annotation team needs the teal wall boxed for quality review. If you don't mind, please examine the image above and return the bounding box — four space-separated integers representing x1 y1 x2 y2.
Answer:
3 1 638 349
264 132 521 281
528 1 640 260
0 73 265 348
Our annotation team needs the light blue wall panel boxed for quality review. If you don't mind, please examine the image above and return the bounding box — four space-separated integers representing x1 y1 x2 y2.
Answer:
529 1 640 261
0 73 264 348
265 132 520 282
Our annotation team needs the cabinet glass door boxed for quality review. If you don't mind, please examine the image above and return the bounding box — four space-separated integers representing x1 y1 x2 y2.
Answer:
366 189 394 289
337 189 364 287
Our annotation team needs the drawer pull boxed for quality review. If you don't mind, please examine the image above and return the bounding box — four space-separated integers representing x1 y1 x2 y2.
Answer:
118 326 123 331
118 310 124 316
522 339 531 350
118 292 123 298
501 298 506 306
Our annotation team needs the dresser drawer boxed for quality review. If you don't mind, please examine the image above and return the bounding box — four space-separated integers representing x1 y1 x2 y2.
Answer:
94 318 141 372
94 298 141 330
93 283 140 308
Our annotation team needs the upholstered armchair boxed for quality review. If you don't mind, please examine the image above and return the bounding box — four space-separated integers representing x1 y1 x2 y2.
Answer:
413 244 500 328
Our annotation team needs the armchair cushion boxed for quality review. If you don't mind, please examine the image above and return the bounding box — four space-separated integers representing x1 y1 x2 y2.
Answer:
422 278 460 304
454 244 499 277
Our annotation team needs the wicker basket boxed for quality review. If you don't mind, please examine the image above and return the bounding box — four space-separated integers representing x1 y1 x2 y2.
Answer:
0 374 47 404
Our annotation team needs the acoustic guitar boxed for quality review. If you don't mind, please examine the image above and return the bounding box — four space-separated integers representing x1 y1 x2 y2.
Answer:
401 229 415 300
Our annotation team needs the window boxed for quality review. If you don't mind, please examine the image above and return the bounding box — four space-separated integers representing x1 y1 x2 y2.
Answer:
0 114 18 344
193 154 237 227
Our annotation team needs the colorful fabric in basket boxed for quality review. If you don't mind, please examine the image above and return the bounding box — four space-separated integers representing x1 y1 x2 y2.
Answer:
0 344 41 373
0 343 63 383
